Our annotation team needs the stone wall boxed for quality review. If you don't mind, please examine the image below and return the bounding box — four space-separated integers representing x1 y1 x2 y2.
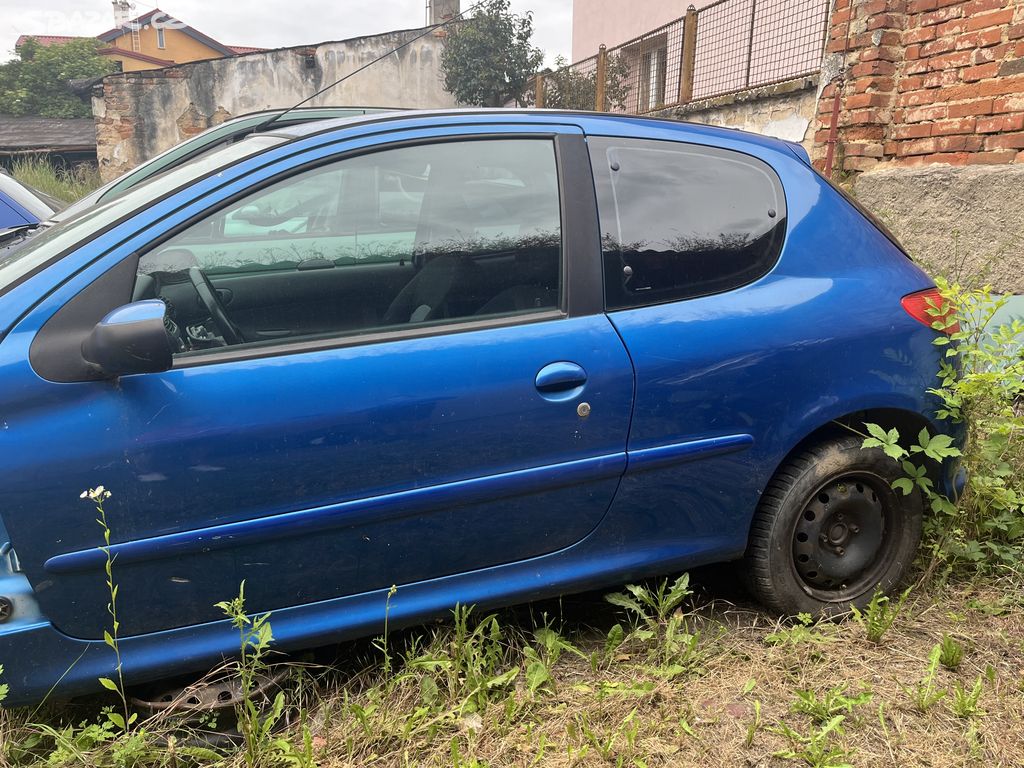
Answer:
93 27 457 181
653 76 820 152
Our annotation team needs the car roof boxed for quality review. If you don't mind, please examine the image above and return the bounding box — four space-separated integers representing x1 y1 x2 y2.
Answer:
265 108 803 158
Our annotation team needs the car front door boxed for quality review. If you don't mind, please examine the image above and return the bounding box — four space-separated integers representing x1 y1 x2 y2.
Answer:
7 127 634 639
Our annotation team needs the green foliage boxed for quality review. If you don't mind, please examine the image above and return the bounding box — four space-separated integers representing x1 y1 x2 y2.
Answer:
80 486 136 734
0 38 114 118
950 675 985 719
215 582 310 767
771 715 853 768
903 644 947 713
11 155 101 204
849 586 911 644
440 0 544 106
604 573 692 627
764 613 837 649
790 686 872 724
862 280 1024 573
543 53 631 111
938 633 964 670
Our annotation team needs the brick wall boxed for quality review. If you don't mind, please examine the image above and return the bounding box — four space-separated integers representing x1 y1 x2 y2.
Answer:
813 0 1024 172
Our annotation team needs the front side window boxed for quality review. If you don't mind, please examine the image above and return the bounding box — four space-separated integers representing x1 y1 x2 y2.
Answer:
589 137 786 310
135 138 563 356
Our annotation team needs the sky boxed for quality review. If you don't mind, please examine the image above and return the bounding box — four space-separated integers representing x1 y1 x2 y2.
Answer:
0 0 573 66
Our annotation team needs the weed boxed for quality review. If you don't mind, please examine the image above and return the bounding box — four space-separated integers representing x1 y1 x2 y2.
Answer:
950 675 985 719
791 686 873 724
765 613 837 648
904 644 947 713
215 582 304 767
744 699 762 748
11 155 102 203
849 586 912 644
80 486 136 734
771 715 853 768
938 633 965 670
371 584 399 676
862 280 1024 575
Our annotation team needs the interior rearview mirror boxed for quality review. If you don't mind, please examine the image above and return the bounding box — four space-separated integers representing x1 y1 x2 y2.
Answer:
82 300 173 378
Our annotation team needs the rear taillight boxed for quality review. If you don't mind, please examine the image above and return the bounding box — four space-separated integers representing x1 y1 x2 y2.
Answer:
901 288 959 334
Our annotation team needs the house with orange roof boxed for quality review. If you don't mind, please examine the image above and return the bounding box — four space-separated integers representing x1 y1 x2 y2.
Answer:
15 8 263 73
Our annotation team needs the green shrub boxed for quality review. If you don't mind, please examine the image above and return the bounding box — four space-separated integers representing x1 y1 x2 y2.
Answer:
863 279 1023 575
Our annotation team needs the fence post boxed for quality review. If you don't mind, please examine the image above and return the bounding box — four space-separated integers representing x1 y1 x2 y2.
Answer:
678 5 698 104
744 0 757 88
535 72 545 108
595 44 608 111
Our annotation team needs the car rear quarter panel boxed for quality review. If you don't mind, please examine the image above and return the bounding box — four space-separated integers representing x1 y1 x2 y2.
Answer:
579 119 942 557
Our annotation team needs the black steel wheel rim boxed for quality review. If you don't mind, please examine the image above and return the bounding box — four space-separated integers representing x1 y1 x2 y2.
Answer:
791 472 898 601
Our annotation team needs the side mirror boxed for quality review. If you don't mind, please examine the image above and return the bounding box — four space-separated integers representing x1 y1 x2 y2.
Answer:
82 300 173 378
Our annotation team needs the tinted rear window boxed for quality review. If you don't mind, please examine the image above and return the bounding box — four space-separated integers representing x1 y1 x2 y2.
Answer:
589 137 786 310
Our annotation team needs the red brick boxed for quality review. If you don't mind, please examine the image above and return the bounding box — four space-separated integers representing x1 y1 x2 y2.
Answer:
867 13 901 30
925 152 971 165
846 92 888 109
1010 23 1024 39
904 59 930 74
947 98 994 116
931 117 977 134
894 122 935 138
923 69 963 88
965 9 1014 31
963 62 1002 80
935 18 969 37
928 50 975 69
979 74 1024 96
920 6 964 25
850 60 898 77
909 0 938 12
862 46 903 62
963 0 1008 13
905 104 950 121
921 37 957 56
897 136 939 155
976 113 1024 131
904 26 937 43
898 75 926 91
844 125 887 141
965 149 1018 162
992 95 1024 112
1016 150 1024 162
864 0 890 14
906 44 922 60
898 88 937 106
854 76 897 93
985 131 1024 148
955 28 1006 49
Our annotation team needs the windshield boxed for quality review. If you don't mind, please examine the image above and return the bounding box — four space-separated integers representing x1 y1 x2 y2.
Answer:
0 134 285 298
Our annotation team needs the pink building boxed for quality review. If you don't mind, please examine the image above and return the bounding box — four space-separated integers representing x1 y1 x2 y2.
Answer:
571 0 698 62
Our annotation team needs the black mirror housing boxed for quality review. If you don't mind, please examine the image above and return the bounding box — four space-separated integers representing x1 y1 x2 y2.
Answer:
82 300 173 378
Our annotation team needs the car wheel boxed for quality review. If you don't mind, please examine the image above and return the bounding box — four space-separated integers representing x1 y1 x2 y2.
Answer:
743 435 923 616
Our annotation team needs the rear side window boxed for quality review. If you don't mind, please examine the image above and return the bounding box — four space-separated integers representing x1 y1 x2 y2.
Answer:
589 137 786 310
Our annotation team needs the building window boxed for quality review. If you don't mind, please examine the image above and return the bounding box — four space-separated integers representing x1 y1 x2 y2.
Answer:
640 45 667 112
157 28 166 48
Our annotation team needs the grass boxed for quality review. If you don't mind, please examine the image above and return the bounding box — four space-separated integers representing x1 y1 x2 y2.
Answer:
10 156 102 205
1 568 1022 767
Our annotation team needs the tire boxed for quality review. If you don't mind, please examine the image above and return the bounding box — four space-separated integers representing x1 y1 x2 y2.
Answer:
743 435 923 617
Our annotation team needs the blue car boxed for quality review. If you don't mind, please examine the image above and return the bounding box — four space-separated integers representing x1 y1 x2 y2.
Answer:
0 169 62 232
0 110 958 706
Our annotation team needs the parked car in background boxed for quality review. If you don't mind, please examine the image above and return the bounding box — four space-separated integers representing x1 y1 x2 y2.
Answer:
52 107 399 223
0 169 63 231
0 109 961 706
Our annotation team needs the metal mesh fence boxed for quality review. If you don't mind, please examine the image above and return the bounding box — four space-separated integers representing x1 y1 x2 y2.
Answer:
539 0 830 114
693 0 830 100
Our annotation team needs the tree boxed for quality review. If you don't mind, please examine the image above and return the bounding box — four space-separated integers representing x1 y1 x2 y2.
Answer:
0 38 115 118
543 54 631 112
439 0 544 107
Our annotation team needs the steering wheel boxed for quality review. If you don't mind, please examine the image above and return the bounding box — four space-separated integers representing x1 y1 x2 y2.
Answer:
188 267 244 345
